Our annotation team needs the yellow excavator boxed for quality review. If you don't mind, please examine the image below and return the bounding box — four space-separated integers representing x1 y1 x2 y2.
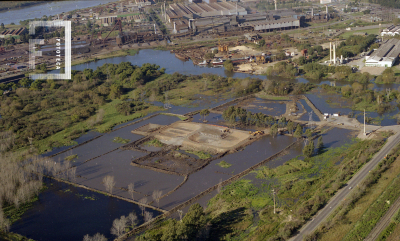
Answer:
249 130 264 136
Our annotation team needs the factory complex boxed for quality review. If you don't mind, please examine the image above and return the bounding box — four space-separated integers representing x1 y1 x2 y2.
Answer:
365 38 400 68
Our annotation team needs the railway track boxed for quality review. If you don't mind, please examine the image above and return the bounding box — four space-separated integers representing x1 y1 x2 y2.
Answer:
365 195 400 241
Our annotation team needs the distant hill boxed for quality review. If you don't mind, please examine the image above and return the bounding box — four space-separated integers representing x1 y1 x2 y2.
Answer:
368 0 400 9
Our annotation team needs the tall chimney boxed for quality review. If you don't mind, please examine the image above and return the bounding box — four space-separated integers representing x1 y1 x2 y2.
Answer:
330 42 332 63
173 22 176 34
154 24 156 34
326 5 328 19
311 8 313 19
333 44 336 65
274 0 277 11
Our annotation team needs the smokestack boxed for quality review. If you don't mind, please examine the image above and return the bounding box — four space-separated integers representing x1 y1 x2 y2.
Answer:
311 8 313 19
333 44 336 65
341 55 343 63
330 42 332 63
326 5 328 19
173 22 176 34
274 0 277 11
154 24 156 34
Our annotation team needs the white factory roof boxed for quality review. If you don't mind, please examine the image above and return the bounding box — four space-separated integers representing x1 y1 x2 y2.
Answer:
365 38 400 66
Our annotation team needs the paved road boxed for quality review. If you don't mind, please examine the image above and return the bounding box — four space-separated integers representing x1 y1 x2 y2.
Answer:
290 131 400 241
365 195 400 241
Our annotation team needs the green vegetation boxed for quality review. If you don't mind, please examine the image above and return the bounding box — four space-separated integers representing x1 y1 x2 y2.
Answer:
199 109 210 122
0 1 45 12
266 62 297 78
160 113 188 121
343 157 400 240
136 204 206 240
320 83 398 113
127 49 139 56
223 106 276 128
375 68 400 84
0 231 35 241
186 150 212 159
112 137 130 144
368 0 400 8
377 210 400 241
0 62 165 153
143 139 164 148
309 144 400 241
340 29 380 39
223 60 234 72
216 160 232 168
3 196 38 224
302 139 315 158
65 154 78 161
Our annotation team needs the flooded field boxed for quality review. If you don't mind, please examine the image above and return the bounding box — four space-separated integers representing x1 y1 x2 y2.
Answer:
14 49 392 240
10 179 161 241
236 98 288 117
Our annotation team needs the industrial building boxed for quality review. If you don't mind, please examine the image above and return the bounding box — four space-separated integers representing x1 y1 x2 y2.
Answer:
238 18 300 32
365 38 400 68
0 28 26 38
381 25 400 36
165 2 247 23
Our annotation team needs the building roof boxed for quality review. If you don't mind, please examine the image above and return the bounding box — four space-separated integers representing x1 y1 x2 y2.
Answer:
366 38 400 63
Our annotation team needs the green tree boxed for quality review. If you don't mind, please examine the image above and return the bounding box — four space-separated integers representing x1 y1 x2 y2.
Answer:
199 109 210 122
270 124 278 138
40 63 47 73
317 136 324 153
305 128 312 138
181 204 206 240
259 39 265 47
303 140 314 158
223 60 234 72
287 120 294 135
294 124 303 138
86 19 91 29
0 23 4 30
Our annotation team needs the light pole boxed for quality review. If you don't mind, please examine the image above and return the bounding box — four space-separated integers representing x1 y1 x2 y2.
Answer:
272 188 276 214
364 109 366 135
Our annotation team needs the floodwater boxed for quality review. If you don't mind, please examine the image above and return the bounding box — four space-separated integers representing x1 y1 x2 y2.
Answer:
75 149 184 200
298 99 320 121
10 178 161 241
52 115 180 166
47 49 267 80
239 98 288 116
17 48 395 239
0 0 116 25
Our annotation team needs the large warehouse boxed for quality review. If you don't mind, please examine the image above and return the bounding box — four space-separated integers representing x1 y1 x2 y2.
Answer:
365 38 400 68
166 2 247 23
238 18 300 32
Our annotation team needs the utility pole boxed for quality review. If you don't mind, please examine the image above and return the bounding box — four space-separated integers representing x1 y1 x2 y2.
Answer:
364 109 366 136
272 188 276 214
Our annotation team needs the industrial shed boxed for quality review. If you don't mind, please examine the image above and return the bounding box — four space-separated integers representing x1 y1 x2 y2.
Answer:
365 38 400 68
238 18 300 31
